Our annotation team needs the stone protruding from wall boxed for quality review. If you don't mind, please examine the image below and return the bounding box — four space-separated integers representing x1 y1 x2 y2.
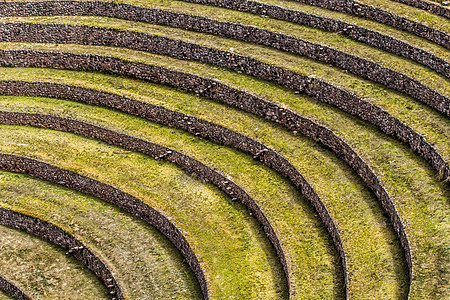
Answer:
1 21 449 117
0 154 209 299
0 276 30 300
0 208 123 299
288 0 450 48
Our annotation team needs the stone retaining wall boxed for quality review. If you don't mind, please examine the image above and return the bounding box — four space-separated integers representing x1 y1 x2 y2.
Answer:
0 81 355 295
3 50 442 289
289 0 450 48
0 21 447 115
0 208 123 299
1 1 447 77
0 112 295 298
1 13 449 116
178 0 450 76
0 276 29 300
0 154 209 299
388 0 449 19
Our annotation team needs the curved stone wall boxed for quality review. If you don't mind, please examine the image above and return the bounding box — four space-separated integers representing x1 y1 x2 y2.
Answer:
390 0 450 19
0 154 209 299
0 81 353 295
0 22 447 115
0 112 295 298
289 0 450 48
1 21 448 117
1 1 447 77
0 276 30 300
0 208 123 299
0 50 446 180
1 50 432 292
182 0 449 76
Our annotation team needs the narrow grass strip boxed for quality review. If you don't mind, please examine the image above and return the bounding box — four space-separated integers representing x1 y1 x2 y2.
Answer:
0 277 29 300
2 22 448 119
0 94 406 294
170 0 450 75
0 172 202 299
353 0 450 30
0 81 349 295
0 51 418 294
0 208 124 299
0 47 447 180
0 60 445 297
0 128 287 299
0 170 202 299
1 2 448 82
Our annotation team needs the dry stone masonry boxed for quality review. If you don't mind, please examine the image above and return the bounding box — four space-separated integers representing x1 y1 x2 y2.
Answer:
0 276 30 300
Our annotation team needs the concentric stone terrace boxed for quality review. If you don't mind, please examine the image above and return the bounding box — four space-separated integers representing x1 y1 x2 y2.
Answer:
0 0 448 299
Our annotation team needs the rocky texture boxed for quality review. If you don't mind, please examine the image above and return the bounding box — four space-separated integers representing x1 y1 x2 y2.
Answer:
0 208 123 299
0 154 209 299
0 276 30 300
0 1 447 77
178 0 450 76
4 49 443 294
0 22 447 115
289 0 450 48
1 16 449 115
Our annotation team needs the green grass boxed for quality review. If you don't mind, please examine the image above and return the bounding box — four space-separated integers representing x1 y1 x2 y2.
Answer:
4 0 449 60
4 14 448 89
0 96 342 299
0 83 408 298
0 124 289 299
1 19 449 158
0 1 447 298
0 225 109 299
259 0 449 57
0 171 202 299
0 46 445 296
0 291 11 299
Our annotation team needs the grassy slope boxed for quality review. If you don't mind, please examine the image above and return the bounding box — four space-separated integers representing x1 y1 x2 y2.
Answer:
7 0 449 60
0 41 445 297
0 73 408 298
1 18 448 161
0 225 108 299
259 0 449 58
0 171 202 299
0 124 289 300
0 95 343 299
4 14 448 93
